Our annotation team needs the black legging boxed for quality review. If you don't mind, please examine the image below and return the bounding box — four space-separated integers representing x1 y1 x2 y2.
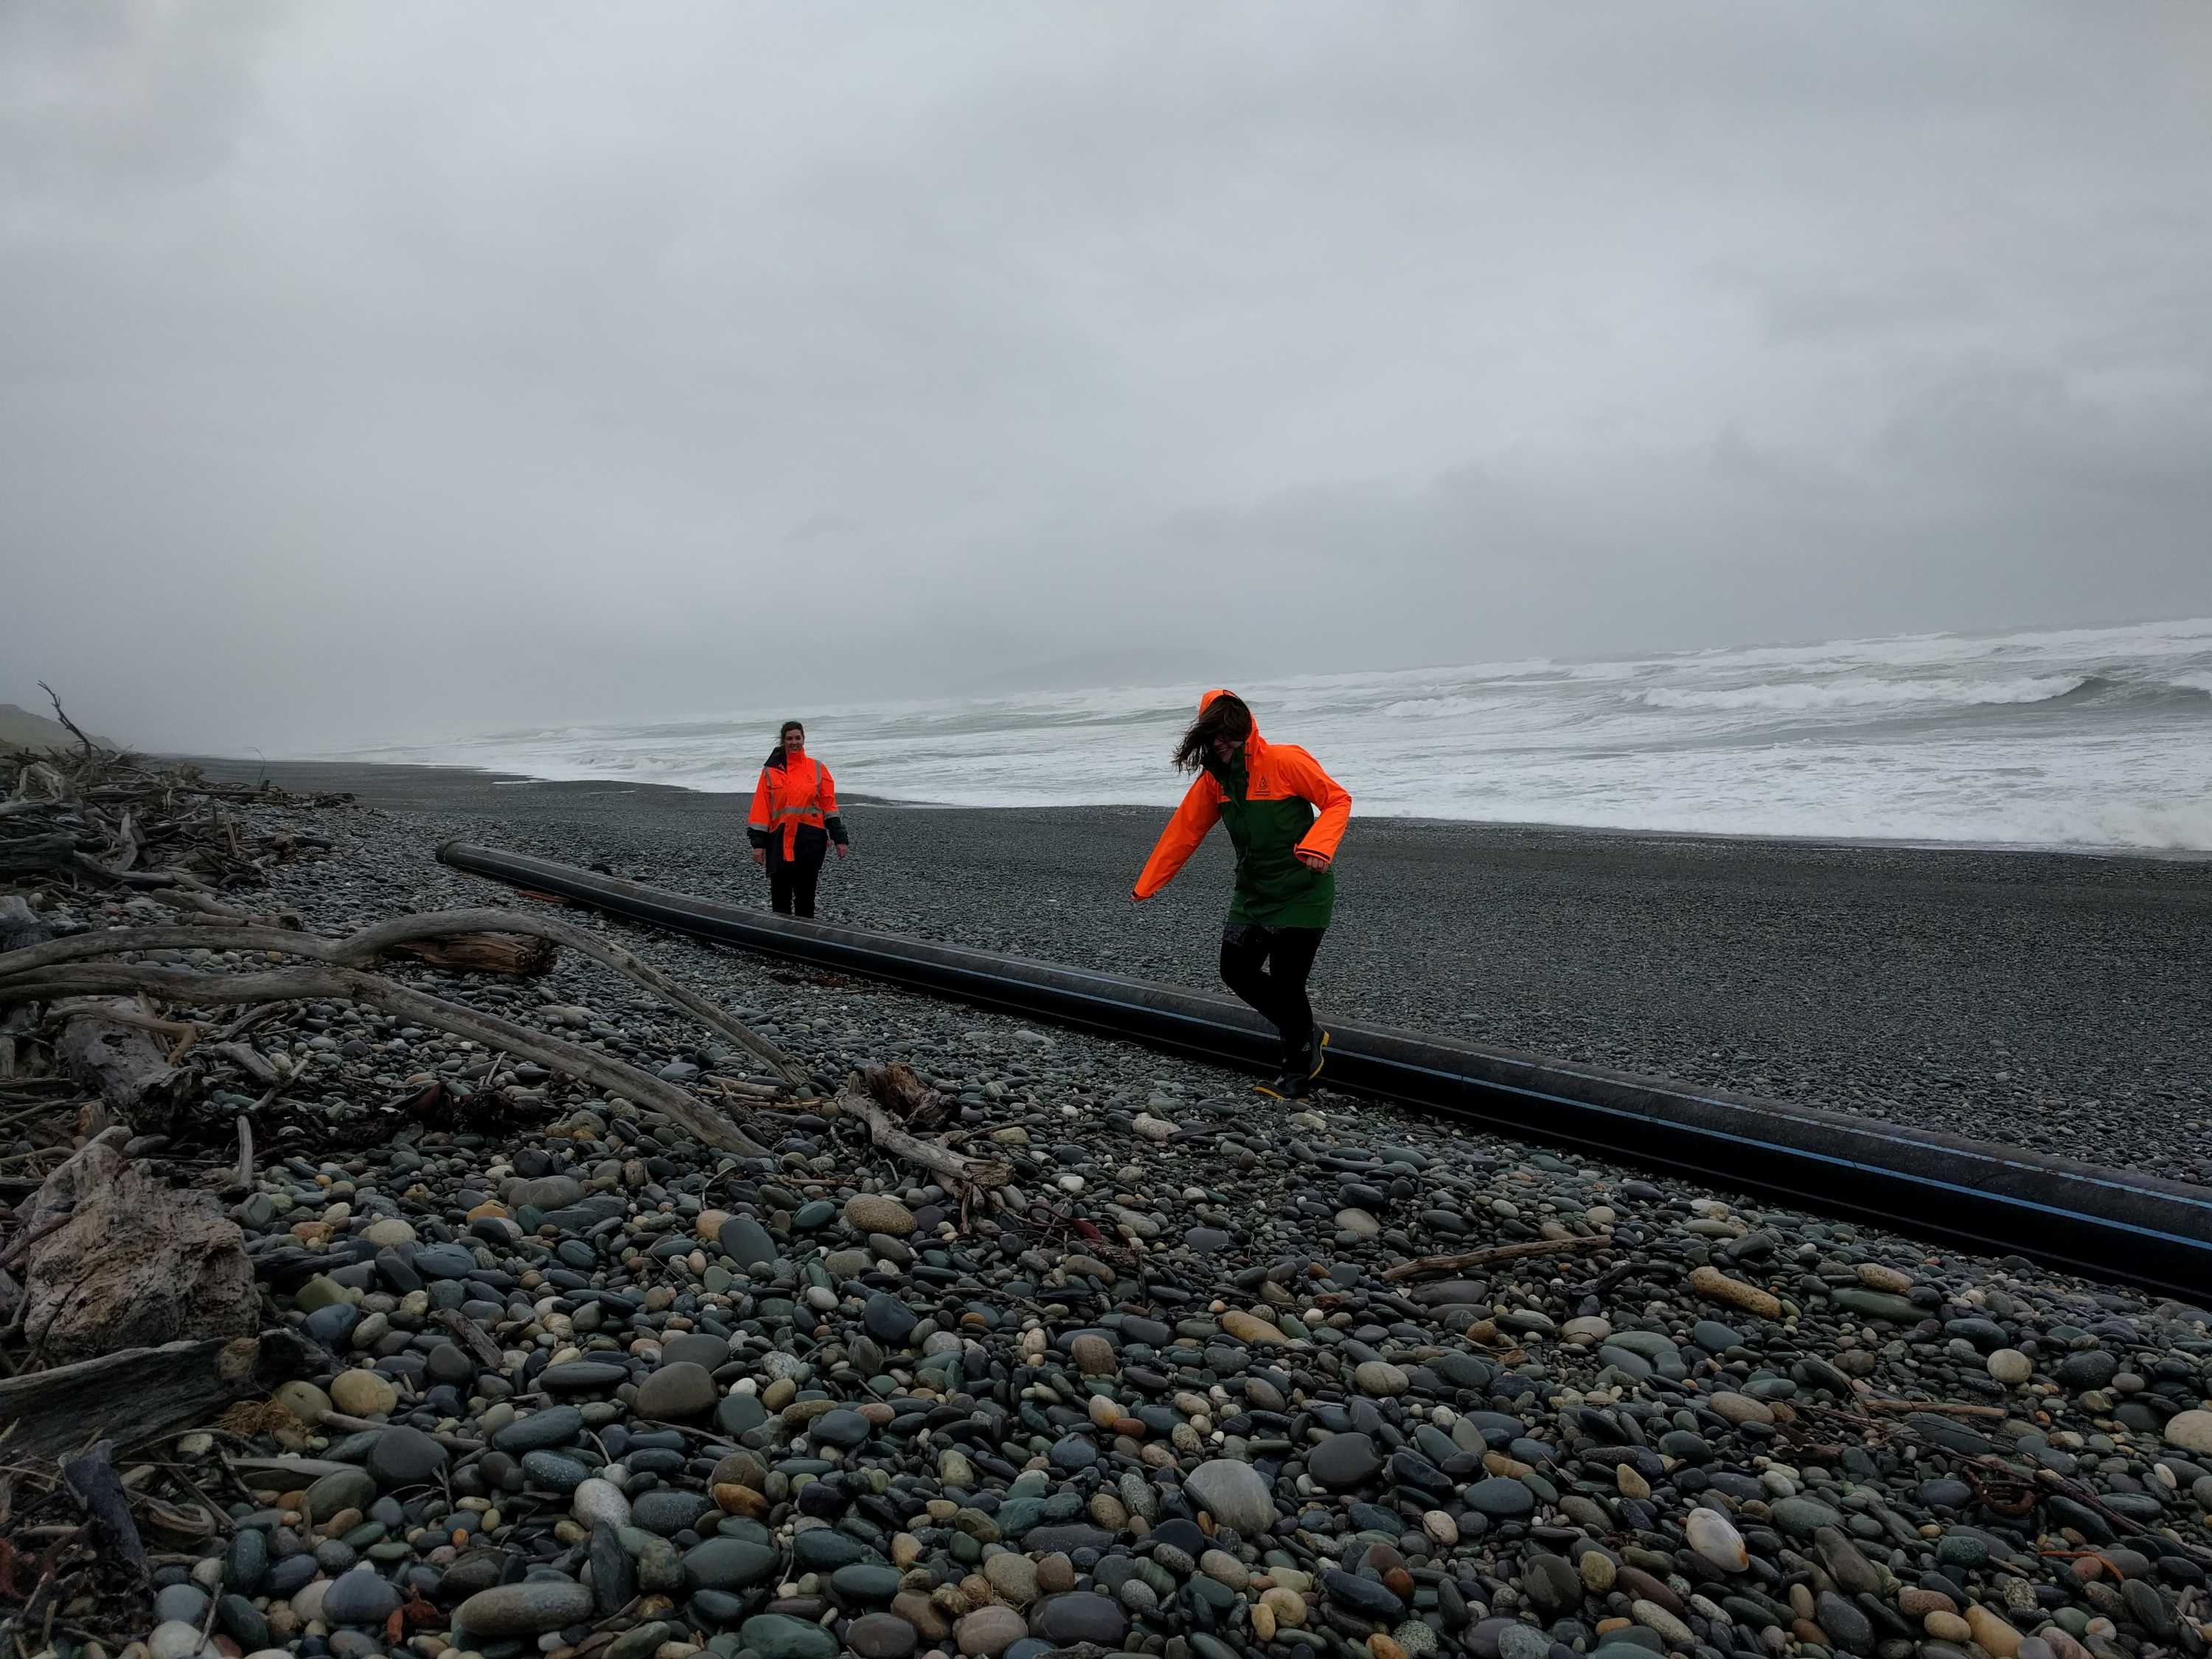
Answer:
1219 922 1326 1066
766 830 828 918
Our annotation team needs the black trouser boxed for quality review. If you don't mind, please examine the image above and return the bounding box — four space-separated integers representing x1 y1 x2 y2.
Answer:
765 829 828 918
1219 922 1326 1067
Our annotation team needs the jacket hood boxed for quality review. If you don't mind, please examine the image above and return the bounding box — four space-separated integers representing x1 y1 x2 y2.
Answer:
1198 687 1263 746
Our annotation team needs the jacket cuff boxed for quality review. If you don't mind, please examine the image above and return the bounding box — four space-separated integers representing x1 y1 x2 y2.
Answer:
824 815 849 847
745 827 771 850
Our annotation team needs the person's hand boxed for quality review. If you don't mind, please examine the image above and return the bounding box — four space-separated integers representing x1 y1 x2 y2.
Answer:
835 843 850 860
1295 850 1331 871
751 847 767 868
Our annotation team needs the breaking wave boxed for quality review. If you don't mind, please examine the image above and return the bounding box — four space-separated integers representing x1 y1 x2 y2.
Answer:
1634 675 2087 714
337 615 2212 852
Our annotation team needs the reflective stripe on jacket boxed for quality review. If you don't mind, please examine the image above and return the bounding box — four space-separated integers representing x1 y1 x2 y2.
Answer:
746 755 846 860
1133 689 1351 928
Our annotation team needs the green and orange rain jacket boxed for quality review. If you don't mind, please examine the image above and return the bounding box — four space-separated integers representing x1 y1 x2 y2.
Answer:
1133 690 1352 928
746 752 848 860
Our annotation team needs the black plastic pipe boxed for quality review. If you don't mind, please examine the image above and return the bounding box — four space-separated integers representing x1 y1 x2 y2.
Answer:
439 840 2212 1298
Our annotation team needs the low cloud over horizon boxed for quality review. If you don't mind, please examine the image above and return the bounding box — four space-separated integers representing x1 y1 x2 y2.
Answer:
5 3 2211 752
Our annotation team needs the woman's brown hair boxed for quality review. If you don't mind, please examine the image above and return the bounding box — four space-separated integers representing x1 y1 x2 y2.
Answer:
1173 694 1252 774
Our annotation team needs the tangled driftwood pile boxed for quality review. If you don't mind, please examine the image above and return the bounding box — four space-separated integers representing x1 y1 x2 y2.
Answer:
1 687 347 918
0 698 1012 1651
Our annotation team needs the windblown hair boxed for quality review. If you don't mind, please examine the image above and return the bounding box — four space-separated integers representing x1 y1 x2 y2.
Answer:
1173 694 1252 774
765 720 804 769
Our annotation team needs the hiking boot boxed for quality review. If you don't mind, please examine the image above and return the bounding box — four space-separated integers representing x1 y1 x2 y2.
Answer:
1294 1028 1331 1081
1253 1069 1312 1102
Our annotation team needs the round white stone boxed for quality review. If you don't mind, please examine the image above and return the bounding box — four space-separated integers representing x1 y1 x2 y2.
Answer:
2164 1410 2212 1456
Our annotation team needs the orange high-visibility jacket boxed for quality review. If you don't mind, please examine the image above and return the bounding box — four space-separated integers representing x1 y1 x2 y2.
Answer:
746 754 846 860
1133 689 1351 928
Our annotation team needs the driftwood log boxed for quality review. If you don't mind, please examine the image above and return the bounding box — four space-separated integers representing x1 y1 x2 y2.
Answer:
9 759 71 802
436 1308 505 1371
15 1127 257 1366
0 832 82 880
57 1006 187 1114
0 905 806 1089
47 996 201 1046
1378 1234 1614 1283
62 1439 152 1585
210 1037 281 1087
144 885 302 929
0 1331 316 1464
385 931 558 976
0 961 772 1158
834 1063 1012 1207
1861 1397 2009 1419
0 1001 34 1077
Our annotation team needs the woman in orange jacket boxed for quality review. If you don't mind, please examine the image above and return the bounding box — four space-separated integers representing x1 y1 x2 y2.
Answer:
746 720 849 918
1133 689 1351 1099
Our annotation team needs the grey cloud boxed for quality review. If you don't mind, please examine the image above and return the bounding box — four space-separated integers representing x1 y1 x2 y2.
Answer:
1749 275 1985 347
1 1 279 195
3 2 2210 751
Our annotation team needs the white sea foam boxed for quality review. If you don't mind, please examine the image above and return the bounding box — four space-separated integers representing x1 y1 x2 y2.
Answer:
332 616 2212 852
1632 674 2086 714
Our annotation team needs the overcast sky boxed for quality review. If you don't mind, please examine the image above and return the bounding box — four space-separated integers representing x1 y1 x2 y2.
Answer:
4 2 2210 753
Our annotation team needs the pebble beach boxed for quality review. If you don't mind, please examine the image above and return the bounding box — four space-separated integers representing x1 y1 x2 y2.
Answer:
12 10 2209 1659
57 757 2204 1659
204 763 2212 1181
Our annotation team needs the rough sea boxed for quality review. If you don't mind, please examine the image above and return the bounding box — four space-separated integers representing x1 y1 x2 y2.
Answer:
339 616 2212 852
